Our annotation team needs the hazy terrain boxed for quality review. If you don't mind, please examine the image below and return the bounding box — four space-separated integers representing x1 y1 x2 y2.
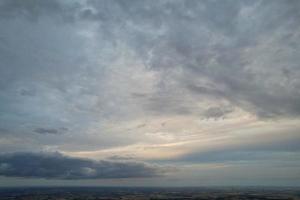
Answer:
0 187 299 200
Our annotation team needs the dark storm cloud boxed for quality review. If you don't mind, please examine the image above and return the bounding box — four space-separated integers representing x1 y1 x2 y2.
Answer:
0 152 163 179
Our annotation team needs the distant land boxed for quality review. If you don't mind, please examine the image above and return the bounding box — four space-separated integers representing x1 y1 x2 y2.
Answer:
0 186 299 200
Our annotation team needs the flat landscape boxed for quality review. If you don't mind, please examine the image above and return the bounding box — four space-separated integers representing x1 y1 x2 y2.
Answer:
0 187 299 200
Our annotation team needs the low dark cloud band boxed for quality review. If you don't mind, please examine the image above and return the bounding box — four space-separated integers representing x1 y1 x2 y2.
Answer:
0 152 163 180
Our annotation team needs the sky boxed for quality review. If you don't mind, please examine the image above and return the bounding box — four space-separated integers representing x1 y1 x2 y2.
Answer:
0 0 300 187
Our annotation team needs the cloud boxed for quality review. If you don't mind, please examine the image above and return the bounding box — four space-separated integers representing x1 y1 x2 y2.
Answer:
33 127 68 135
0 152 163 179
203 106 233 119
58 0 300 119
19 88 36 96
177 149 300 164
0 0 299 178
0 0 78 21
160 126 300 164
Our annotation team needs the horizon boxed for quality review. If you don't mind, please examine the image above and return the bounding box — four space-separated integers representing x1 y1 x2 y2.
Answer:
1 186 299 200
1 185 300 189
0 0 300 187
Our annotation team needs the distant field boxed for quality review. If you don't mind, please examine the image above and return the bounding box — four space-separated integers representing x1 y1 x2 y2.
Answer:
0 187 299 200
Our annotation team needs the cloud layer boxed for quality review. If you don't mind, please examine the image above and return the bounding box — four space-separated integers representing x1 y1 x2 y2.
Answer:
0 0 300 185
0 152 162 179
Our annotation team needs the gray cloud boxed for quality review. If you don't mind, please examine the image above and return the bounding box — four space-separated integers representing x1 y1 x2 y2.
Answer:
1 0 299 121
177 151 300 164
74 0 300 118
0 0 299 185
0 0 78 22
19 88 36 96
0 152 163 179
203 106 233 119
164 132 300 164
33 127 67 135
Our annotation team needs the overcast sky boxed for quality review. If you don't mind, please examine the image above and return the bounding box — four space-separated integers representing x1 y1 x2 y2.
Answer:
0 0 300 187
